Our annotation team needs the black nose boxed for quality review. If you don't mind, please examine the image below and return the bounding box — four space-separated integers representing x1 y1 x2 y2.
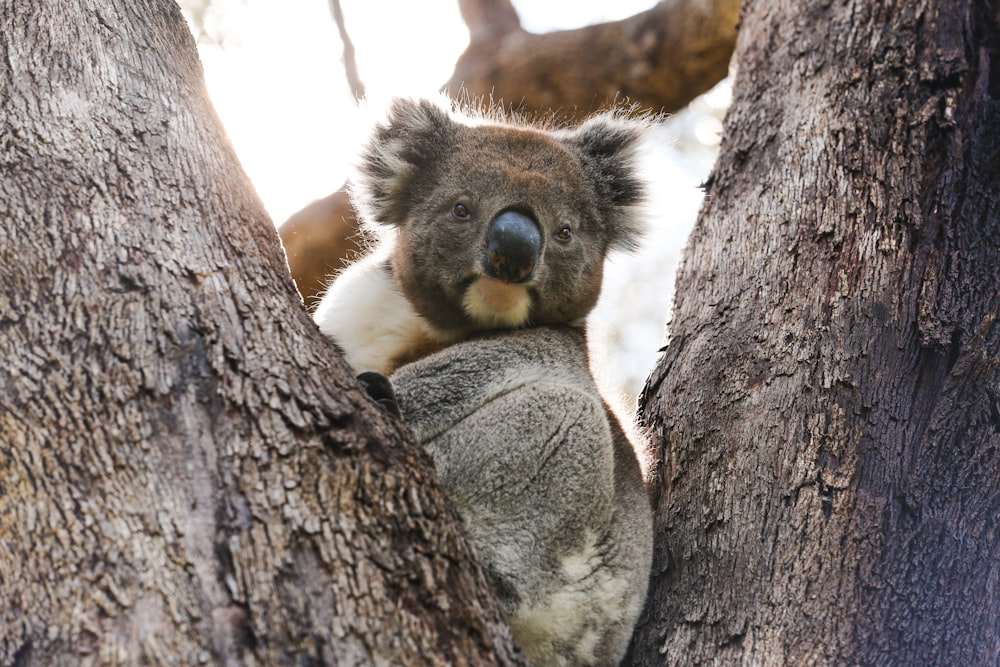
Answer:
484 210 541 283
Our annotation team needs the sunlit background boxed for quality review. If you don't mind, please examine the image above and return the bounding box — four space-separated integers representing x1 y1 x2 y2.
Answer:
181 0 730 403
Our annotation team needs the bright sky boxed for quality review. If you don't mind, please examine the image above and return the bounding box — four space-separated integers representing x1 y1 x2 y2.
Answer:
191 0 727 401
195 0 664 223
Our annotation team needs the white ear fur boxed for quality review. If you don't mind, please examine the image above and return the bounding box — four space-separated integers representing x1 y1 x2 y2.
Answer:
566 111 661 253
348 97 456 230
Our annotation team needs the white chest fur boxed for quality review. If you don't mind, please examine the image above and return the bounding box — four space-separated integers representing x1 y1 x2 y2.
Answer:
313 254 453 375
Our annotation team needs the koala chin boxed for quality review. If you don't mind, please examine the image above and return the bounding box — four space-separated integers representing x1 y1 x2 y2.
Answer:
313 97 655 666
463 275 533 328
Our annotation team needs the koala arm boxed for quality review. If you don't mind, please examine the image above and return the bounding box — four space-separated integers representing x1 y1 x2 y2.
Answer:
404 373 615 517
388 326 597 441
389 327 617 593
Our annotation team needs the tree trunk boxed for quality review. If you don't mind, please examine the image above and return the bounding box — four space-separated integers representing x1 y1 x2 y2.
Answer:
0 2 522 665
632 0 999 664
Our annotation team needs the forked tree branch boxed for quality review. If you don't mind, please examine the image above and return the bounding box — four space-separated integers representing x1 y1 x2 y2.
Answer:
456 0 521 46
446 0 741 118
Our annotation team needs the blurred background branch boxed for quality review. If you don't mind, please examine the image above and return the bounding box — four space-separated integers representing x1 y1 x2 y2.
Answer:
328 0 366 101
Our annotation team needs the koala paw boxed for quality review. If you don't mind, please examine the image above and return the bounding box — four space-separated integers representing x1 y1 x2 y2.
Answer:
357 371 401 417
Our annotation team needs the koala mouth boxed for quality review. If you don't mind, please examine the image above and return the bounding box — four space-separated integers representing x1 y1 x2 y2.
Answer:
462 276 533 328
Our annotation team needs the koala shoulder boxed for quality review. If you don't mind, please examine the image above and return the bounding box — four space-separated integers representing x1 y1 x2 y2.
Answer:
312 247 458 375
389 326 597 439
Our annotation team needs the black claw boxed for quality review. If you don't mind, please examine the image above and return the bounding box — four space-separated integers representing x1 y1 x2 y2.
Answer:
357 371 401 417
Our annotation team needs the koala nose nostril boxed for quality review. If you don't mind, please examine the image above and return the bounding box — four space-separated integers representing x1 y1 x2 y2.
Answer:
485 210 541 283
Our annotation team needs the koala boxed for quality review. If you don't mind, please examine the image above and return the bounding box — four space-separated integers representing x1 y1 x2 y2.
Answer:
313 98 650 376
313 98 654 666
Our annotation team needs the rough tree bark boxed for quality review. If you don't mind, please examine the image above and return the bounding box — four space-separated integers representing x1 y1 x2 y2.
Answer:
282 0 741 308
0 2 524 665
631 0 1000 664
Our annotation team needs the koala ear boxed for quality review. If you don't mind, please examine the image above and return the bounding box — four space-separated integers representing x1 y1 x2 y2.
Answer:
567 113 655 252
350 98 456 227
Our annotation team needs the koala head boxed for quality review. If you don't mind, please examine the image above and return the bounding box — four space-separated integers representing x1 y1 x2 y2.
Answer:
350 98 654 336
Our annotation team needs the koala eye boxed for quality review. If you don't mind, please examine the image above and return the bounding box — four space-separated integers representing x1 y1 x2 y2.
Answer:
452 202 473 221
554 225 573 243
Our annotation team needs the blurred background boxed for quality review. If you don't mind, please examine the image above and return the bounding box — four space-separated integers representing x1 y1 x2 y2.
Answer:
179 0 732 404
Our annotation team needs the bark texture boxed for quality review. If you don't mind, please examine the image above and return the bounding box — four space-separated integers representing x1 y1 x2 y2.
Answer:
0 2 522 665
632 0 1000 664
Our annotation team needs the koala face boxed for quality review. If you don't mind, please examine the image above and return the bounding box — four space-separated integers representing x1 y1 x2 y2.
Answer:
350 98 652 336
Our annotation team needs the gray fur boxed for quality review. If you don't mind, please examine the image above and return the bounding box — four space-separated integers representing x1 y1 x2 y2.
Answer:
314 98 656 666
390 325 652 667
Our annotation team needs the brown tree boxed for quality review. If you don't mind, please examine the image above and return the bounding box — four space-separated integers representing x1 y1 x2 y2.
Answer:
630 0 1000 664
0 2 522 664
3 0 998 666
279 190 363 311
449 0 739 119
448 0 739 118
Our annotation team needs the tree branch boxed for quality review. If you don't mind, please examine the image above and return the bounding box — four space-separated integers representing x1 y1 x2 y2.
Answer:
456 0 521 46
446 0 741 118
280 188 363 309
328 0 365 100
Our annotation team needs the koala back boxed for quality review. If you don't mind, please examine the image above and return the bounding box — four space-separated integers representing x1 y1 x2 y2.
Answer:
313 99 659 663
389 325 653 666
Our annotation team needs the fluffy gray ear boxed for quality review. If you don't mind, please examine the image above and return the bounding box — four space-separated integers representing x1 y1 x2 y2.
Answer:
567 113 654 252
350 98 456 227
